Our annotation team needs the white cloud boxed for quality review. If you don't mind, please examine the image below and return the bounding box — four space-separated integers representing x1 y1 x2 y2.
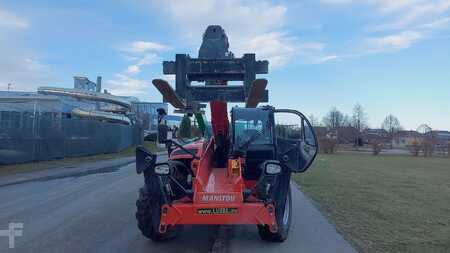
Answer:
234 32 296 68
314 54 341 64
365 31 424 52
117 40 164 75
109 42 167 95
298 42 327 52
145 0 314 67
110 0 309 100
140 0 344 67
398 0 450 24
232 32 337 67
121 55 139 61
377 0 421 13
108 40 167 99
126 65 140 74
0 9 29 29
124 53 159 75
0 9 56 91
157 0 287 40
323 0 450 30
321 0 421 11
417 16 450 29
321 0 450 55
105 73 151 97
136 53 158 65
372 1 450 30
123 41 171 53
0 52 55 91
320 0 356 4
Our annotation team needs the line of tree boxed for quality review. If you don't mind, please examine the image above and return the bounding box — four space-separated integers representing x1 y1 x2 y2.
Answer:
315 103 370 132
310 106 450 157
309 104 402 135
310 104 405 153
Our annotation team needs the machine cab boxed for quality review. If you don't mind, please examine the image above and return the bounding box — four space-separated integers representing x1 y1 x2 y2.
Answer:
231 107 318 174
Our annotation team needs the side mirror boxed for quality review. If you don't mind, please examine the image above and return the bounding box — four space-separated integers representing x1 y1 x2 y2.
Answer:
136 146 157 174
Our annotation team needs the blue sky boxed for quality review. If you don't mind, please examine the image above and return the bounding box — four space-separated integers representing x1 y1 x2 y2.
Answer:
1 0 449 130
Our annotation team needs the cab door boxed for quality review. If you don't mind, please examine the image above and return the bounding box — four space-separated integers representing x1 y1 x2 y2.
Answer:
274 109 318 173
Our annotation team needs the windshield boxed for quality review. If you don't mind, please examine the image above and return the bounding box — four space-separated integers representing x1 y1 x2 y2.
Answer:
233 108 273 150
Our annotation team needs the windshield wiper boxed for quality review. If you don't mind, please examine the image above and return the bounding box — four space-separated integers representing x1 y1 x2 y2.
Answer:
238 131 262 151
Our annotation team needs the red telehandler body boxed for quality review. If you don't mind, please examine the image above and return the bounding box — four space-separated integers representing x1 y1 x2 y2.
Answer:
135 25 318 242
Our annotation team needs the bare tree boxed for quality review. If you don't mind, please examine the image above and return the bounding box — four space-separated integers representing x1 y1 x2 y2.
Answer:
417 124 435 157
322 107 344 129
352 103 368 133
308 114 320 127
342 114 352 127
381 114 402 147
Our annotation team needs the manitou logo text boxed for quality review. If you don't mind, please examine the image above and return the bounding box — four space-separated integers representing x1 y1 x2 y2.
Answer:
201 194 235 202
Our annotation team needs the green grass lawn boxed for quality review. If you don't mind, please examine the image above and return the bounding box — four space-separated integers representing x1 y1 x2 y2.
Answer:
293 153 450 253
0 141 164 177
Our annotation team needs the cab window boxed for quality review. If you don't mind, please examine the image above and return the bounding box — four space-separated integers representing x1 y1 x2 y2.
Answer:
233 108 273 150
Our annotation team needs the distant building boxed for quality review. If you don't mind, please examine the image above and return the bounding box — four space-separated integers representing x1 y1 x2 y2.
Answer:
337 126 359 144
392 130 421 149
433 131 450 152
362 128 390 145
0 85 141 164
73 76 101 92
165 115 183 128
364 128 388 137
434 131 450 143
313 126 359 144
391 130 450 149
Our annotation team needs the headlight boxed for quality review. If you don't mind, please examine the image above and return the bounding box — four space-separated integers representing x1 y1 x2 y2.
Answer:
154 164 170 175
265 163 281 175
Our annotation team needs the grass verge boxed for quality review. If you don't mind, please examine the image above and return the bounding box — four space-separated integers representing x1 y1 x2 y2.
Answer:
293 153 450 253
0 141 164 177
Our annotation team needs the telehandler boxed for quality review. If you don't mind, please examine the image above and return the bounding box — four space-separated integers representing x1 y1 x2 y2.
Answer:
135 25 318 242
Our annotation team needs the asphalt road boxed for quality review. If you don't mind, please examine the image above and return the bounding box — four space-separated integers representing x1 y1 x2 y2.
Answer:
0 159 356 253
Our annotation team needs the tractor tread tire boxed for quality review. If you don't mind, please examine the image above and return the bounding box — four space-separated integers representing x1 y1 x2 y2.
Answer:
258 184 292 242
135 186 177 241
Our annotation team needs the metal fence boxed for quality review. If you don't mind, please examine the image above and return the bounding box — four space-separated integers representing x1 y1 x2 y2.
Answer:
0 100 142 165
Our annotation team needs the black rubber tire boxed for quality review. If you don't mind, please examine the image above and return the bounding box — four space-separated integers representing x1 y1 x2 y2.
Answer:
135 186 177 241
258 183 292 242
